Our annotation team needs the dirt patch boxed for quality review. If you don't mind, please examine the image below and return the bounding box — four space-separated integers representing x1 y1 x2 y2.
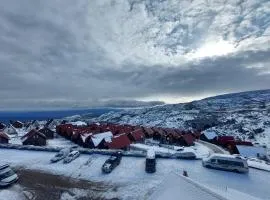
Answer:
14 168 119 200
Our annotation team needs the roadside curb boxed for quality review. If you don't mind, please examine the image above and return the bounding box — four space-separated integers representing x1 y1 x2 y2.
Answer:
0 144 195 159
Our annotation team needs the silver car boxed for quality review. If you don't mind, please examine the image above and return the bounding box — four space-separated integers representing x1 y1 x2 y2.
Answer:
63 151 80 164
0 164 18 187
50 148 70 163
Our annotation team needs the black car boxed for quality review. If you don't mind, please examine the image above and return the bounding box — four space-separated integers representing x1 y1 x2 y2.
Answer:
145 150 156 173
102 152 122 173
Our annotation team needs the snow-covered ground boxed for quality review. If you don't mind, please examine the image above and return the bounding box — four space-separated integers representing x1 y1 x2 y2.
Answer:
8 131 75 149
46 137 75 148
247 158 270 172
131 142 211 159
0 149 270 199
0 185 25 200
149 172 261 200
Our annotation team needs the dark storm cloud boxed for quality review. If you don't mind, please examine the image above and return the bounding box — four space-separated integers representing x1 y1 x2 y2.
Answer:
0 0 269 109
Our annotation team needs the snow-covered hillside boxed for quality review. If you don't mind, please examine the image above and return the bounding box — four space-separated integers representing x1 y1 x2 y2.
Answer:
92 89 270 147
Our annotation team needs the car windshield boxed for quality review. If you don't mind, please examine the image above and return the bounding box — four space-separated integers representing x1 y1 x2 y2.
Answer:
56 153 64 157
109 156 117 161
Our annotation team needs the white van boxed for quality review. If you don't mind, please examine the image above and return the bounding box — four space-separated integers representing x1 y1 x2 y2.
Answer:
202 154 249 173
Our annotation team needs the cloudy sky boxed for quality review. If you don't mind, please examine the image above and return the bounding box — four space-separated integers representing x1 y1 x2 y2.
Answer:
0 0 270 109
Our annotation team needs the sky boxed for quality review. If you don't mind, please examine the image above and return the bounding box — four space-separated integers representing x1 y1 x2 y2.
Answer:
0 0 270 109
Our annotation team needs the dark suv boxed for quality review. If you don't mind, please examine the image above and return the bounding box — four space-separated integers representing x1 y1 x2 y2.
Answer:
102 152 122 173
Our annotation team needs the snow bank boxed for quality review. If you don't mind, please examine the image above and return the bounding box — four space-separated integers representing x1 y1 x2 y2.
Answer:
149 173 224 200
248 158 270 172
131 142 211 159
149 172 261 200
0 185 25 200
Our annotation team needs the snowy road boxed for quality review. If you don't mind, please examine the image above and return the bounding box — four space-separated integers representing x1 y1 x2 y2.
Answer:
197 140 227 154
0 149 269 199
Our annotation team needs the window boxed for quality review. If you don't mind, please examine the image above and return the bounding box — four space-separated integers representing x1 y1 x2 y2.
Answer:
217 159 229 165
211 159 217 163
217 159 244 167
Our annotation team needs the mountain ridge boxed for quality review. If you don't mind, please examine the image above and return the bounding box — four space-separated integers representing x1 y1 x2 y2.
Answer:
90 89 270 147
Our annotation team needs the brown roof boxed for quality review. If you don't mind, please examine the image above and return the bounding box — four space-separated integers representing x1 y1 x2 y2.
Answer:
21 129 46 141
0 132 10 140
174 129 184 135
152 127 165 135
0 123 6 129
106 133 131 149
143 127 154 136
39 127 54 133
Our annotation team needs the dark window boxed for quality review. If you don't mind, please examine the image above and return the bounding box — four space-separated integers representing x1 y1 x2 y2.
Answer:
217 159 244 167
217 159 229 165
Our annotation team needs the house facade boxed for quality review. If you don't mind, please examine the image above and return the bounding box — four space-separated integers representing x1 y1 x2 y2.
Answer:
21 130 46 146
0 123 6 130
0 132 9 144
39 127 54 139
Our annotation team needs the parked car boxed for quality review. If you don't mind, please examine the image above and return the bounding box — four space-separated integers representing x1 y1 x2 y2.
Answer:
0 164 18 188
202 154 249 173
174 151 196 159
145 149 156 173
50 148 70 163
102 152 122 173
63 150 80 164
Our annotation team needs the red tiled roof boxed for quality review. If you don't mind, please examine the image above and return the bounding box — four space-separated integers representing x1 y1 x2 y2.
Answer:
192 131 201 137
0 132 10 140
174 129 184 135
130 129 145 141
106 133 131 149
228 140 253 146
182 134 195 146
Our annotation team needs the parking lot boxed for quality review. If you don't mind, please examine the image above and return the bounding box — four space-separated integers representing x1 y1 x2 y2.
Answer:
2 168 118 200
0 149 270 199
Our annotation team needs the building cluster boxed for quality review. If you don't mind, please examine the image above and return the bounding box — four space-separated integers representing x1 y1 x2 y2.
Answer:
0 119 268 161
56 123 198 150
200 131 268 160
0 120 55 146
